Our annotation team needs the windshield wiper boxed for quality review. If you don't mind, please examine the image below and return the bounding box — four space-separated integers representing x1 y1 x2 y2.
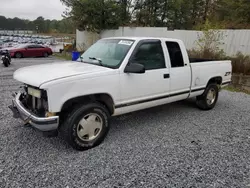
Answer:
78 56 110 68
89 57 104 66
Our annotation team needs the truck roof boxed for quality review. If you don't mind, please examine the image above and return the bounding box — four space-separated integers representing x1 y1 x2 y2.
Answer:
103 36 181 42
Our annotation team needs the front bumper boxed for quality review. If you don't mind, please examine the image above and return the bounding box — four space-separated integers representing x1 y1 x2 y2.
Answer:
8 92 59 132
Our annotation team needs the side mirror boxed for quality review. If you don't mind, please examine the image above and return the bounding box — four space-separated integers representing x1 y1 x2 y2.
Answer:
124 62 145 74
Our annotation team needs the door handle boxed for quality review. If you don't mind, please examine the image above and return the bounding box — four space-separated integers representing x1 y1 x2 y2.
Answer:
163 74 170 79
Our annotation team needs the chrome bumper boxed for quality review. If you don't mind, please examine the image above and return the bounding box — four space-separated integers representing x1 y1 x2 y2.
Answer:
9 92 59 132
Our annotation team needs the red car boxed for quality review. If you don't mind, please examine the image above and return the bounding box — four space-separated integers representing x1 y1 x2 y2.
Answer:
6 44 53 58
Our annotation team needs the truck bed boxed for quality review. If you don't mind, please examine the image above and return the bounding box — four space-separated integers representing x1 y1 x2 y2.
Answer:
190 60 232 93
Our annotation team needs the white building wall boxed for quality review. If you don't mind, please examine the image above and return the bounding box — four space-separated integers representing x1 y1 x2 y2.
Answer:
76 27 250 56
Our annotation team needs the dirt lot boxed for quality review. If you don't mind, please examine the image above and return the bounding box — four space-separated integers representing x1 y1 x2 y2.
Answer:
0 58 250 188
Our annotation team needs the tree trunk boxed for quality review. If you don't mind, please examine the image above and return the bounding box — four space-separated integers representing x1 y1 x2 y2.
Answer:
203 0 210 22
161 0 168 25
152 0 158 26
101 0 105 29
121 0 128 26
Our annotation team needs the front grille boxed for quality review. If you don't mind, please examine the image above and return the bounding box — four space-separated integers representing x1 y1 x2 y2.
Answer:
21 85 48 117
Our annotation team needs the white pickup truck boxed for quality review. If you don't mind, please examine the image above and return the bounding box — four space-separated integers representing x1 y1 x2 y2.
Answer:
9 37 232 150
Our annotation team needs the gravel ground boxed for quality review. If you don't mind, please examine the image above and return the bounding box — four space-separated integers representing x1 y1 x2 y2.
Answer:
0 58 250 188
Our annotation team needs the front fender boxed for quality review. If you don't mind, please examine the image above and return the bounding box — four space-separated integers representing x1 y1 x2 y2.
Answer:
43 75 120 113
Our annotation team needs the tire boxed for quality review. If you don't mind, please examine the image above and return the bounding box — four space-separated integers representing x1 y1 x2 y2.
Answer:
60 102 110 151
15 52 22 58
196 84 219 110
43 52 49 57
2 57 10 67
3 60 9 67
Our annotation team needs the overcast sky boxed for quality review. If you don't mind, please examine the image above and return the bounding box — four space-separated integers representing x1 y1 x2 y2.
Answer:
0 0 66 20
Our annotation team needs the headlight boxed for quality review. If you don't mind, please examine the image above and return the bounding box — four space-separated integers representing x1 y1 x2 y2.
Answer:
27 87 41 98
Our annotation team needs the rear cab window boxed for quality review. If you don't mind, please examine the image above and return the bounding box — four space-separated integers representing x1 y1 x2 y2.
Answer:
165 41 184 68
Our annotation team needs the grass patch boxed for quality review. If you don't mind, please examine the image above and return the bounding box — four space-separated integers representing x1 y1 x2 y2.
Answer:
53 52 72 61
223 85 250 95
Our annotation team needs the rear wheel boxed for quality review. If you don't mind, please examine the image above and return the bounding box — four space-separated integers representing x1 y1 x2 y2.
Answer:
43 52 49 57
3 59 9 67
60 102 110 151
15 52 22 58
196 84 219 110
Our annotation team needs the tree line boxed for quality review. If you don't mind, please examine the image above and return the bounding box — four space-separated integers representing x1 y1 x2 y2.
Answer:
2 0 250 34
60 0 250 32
0 16 75 34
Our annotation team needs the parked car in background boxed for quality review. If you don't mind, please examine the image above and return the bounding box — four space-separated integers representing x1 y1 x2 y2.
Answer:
3 44 53 58
0 40 3 49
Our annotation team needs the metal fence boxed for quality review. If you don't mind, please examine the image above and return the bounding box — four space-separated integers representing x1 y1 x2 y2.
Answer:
76 27 250 56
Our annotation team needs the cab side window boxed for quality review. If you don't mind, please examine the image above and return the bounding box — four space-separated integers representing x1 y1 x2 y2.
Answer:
34 45 43 48
166 42 184 68
28 45 36 49
131 41 165 70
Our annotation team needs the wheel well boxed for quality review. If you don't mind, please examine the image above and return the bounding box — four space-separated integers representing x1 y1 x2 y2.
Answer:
61 93 115 116
207 76 222 86
15 52 22 56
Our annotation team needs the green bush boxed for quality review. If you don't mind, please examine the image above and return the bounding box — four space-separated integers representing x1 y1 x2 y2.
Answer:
188 48 226 59
231 52 250 75
190 20 250 75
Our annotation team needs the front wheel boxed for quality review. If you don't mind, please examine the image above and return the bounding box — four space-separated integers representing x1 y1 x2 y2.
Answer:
60 103 110 151
15 52 22 58
196 84 219 110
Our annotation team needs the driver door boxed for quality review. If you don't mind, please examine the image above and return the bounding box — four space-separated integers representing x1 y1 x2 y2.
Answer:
118 39 170 111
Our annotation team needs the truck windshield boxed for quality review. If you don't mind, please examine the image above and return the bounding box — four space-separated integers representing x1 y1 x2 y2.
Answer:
77 39 135 68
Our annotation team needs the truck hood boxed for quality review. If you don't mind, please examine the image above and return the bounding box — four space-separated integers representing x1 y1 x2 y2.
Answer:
14 61 113 87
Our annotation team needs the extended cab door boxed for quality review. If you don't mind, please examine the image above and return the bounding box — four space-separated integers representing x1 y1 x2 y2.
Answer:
164 41 191 100
118 39 170 112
